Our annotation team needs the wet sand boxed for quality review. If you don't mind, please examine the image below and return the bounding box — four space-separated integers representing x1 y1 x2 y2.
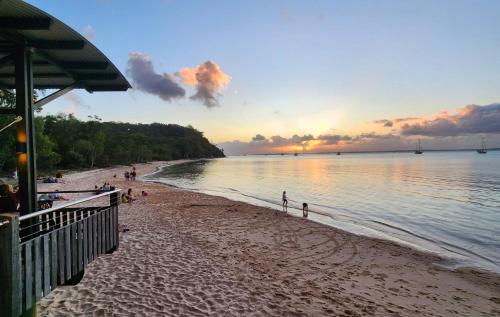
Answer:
38 161 500 316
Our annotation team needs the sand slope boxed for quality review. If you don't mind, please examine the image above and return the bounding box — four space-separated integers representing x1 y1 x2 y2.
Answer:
38 162 500 317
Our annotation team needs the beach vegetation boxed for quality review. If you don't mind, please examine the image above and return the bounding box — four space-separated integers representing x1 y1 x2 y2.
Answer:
0 90 224 173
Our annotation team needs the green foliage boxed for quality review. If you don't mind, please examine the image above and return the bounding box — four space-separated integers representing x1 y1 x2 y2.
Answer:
0 89 16 108
35 117 61 170
0 112 224 173
0 89 16 172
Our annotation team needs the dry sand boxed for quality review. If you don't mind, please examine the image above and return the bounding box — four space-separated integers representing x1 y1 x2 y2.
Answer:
38 161 500 317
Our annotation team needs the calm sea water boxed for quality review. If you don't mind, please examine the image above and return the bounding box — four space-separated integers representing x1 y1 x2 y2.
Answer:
145 152 500 273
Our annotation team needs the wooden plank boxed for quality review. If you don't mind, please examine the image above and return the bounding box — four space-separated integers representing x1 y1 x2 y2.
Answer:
104 209 108 251
96 212 101 255
65 226 71 280
83 218 88 268
0 214 22 317
78 221 83 271
93 214 98 258
57 229 65 284
111 207 115 248
88 216 93 262
17 241 22 316
115 206 119 249
50 231 57 288
109 207 115 249
97 211 101 254
90 214 94 258
24 241 33 310
105 209 110 251
34 237 42 301
101 212 105 254
43 234 50 296
71 223 78 276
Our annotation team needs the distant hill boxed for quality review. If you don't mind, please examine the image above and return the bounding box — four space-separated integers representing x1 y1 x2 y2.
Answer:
0 113 224 172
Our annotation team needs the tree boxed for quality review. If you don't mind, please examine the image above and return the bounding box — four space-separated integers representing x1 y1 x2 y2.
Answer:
35 117 61 170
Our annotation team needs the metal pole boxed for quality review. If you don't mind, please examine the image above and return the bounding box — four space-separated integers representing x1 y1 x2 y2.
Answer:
14 45 37 216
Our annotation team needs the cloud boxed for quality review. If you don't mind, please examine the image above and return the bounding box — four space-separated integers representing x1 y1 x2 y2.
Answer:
373 119 393 127
83 25 95 41
400 103 500 136
63 92 89 114
252 134 267 142
176 61 231 108
393 117 421 123
355 132 398 140
317 134 352 144
218 103 500 155
126 53 185 102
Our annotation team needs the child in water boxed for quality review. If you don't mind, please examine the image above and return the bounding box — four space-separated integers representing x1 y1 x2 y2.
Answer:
282 191 288 212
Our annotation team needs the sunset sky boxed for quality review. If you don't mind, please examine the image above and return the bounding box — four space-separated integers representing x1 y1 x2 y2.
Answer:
28 0 500 154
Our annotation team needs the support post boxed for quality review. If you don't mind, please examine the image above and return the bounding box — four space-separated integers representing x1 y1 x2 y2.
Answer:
110 190 119 250
14 45 37 216
0 213 21 317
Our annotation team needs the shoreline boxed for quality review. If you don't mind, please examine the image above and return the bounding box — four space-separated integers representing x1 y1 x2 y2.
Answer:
152 181 499 279
39 161 500 316
144 160 499 276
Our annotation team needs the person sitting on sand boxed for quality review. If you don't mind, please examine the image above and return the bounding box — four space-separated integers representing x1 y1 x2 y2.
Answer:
49 190 68 201
141 190 148 196
44 176 58 183
0 184 19 212
126 188 136 203
302 202 308 218
282 190 288 212
121 193 129 204
118 223 130 233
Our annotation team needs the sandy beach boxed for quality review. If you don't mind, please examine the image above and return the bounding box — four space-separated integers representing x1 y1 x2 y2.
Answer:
37 161 500 317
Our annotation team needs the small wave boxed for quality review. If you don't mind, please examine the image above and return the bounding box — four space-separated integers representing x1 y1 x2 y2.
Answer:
371 220 499 268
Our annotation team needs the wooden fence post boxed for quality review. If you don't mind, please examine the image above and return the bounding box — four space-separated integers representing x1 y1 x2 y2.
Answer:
0 213 21 317
110 190 119 250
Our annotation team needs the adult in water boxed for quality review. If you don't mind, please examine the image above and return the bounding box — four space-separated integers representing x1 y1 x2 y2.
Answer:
282 190 288 212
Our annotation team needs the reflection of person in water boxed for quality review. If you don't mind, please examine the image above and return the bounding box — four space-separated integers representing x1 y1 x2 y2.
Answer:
282 191 288 212
302 202 308 218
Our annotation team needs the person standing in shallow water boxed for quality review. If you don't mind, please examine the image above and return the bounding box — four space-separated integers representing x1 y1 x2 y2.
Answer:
282 190 288 212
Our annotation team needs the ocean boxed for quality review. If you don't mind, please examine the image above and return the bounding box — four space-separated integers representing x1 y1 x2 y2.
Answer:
144 151 500 273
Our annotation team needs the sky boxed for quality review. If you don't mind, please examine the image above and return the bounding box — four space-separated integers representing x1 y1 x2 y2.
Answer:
28 0 500 155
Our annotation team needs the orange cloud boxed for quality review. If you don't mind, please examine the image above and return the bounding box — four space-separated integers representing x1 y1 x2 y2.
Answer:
176 67 198 86
176 61 231 107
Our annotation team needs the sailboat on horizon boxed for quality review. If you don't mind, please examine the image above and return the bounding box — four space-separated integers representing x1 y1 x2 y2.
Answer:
415 139 423 154
477 137 487 154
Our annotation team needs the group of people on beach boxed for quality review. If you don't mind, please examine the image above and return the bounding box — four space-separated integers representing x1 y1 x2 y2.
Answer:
0 183 70 213
124 167 137 181
121 188 148 204
282 190 309 218
94 182 112 194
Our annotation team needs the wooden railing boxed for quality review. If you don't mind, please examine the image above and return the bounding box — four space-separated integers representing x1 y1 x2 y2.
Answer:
0 189 120 317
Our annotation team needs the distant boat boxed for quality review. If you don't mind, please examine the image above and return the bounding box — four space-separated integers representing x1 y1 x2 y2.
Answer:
477 137 487 154
415 139 423 154
336 152 341 155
